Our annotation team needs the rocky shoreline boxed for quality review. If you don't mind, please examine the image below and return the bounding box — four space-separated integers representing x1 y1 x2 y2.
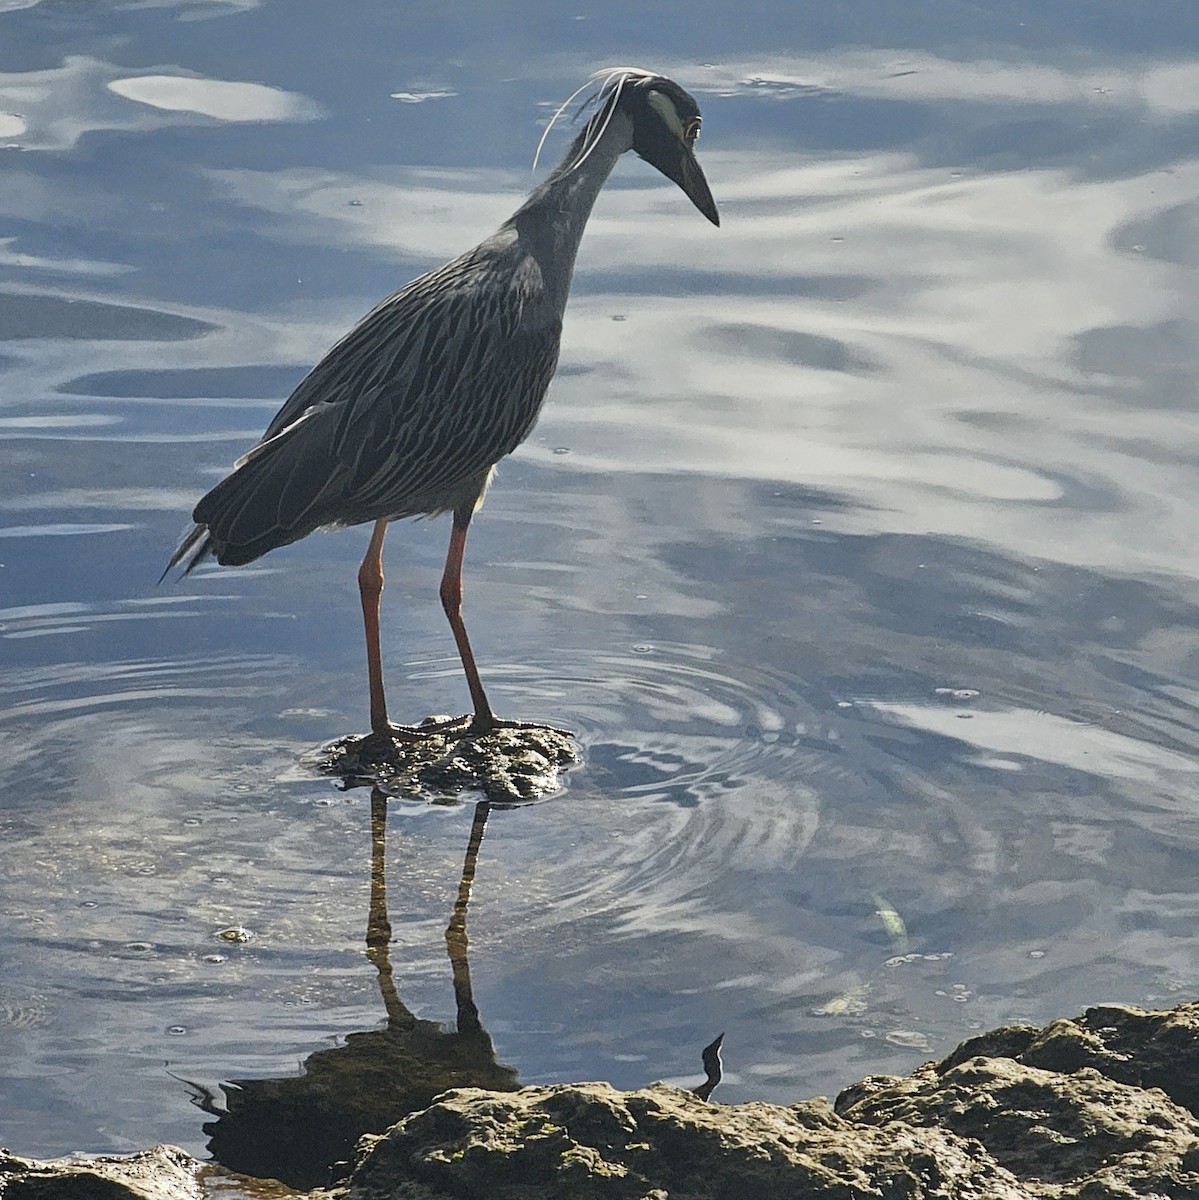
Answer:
6 1000 1199 1198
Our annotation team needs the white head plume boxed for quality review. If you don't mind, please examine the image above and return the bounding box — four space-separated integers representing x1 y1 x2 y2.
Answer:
532 67 659 177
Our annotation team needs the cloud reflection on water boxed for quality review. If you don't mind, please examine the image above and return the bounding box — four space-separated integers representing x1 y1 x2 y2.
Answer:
0 55 319 152
692 52 1199 117
865 698 1199 782
107 74 321 122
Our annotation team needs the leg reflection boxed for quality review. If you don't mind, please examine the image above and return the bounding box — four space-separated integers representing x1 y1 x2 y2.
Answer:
367 784 410 1028
446 800 490 1036
195 788 518 1190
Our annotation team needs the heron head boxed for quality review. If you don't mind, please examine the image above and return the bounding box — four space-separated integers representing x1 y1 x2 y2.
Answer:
620 72 720 227
540 68 719 227
590 70 710 226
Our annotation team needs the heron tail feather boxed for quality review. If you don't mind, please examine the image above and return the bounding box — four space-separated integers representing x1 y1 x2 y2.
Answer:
160 523 214 583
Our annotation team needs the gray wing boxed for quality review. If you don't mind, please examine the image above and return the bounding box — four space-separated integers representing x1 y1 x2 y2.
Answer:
188 248 562 566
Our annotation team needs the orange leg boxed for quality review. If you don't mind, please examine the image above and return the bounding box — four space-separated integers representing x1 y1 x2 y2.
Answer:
358 518 391 736
440 509 497 735
359 505 570 741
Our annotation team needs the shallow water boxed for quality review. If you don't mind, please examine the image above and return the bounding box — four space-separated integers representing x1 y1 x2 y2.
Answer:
3 0 1199 1176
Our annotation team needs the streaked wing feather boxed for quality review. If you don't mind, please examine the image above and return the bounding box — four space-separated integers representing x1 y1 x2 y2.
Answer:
189 243 562 561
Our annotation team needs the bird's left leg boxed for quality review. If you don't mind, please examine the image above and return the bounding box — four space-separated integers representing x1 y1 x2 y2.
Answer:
440 506 498 735
440 501 572 739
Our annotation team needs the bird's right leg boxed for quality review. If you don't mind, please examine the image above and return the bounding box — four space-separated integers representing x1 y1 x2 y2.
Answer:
358 518 469 741
440 503 572 739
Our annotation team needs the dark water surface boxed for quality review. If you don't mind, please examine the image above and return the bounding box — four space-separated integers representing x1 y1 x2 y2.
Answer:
3 0 1199 1172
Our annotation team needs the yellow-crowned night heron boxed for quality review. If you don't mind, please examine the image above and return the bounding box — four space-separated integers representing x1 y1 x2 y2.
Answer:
165 68 719 738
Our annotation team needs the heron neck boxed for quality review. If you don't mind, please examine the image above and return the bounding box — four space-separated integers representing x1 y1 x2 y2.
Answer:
504 110 633 312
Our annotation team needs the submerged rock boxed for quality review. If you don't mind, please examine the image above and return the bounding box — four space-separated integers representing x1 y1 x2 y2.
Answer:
9 1002 1199 1198
311 718 579 803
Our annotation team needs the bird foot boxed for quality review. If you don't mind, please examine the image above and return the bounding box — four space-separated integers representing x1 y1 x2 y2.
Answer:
465 714 575 739
367 714 473 745
361 714 574 747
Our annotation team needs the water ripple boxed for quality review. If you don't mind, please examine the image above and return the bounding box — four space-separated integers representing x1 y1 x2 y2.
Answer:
398 640 833 946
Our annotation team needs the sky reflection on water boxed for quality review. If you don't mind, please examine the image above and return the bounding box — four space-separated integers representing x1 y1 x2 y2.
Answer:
1 0 1199 1171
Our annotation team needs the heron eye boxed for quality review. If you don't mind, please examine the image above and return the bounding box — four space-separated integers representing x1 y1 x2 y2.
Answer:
684 117 701 144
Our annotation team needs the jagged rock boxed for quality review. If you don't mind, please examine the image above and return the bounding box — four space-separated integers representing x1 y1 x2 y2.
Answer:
333 1002 1199 1199
836 1055 1199 1196
335 1082 1025 1199
937 1000 1199 1114
0 1144 199 1200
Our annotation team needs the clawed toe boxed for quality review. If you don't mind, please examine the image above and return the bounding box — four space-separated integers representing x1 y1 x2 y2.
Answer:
466 714 574 739
367 715 472 744
363 713 573 745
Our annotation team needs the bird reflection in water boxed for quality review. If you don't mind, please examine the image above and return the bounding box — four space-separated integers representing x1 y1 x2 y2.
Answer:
189 791 517 1190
